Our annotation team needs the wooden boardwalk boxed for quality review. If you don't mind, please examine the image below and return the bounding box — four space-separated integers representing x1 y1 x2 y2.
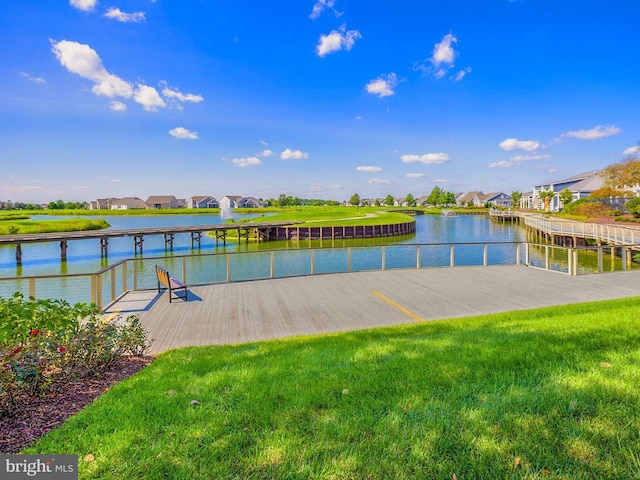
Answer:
106 266 640 354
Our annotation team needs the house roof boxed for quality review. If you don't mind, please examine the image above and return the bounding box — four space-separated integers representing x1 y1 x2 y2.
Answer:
146 195 177 203
534 170 604 193
457 191 484 203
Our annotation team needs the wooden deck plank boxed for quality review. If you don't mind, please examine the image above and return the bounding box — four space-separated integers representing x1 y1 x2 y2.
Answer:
110 265 640 354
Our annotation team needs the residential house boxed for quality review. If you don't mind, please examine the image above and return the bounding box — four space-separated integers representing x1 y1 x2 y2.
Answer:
89 198 116 210
393 198 408 207
527 170 604 211
146 195 181 209
479 192 513 208
220 195 264 209
188 196 219 208
110 197 147 210
415 195 429 206
456 191 484 207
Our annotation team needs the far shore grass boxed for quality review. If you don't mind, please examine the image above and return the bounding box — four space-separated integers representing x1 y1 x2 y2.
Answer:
0 218 109 235
25 297 640 479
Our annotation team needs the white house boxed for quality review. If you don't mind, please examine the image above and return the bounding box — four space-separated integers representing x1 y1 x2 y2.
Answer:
523 170 604 211
220 195 263 209
188 196 219 208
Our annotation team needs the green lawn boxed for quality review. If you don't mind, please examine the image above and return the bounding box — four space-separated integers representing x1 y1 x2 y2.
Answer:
0 218 110 235
25 298 640 479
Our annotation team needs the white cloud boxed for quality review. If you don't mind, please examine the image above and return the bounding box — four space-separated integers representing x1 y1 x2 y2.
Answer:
103 7 145 23
309 0 340 19
233 157 262 167
432 33 458 66
623 146 640 155
510 153 550 162
70 0 97 11
20 72 46 84
400 153 450 164
406 173 425 178
365 73 399 98
414 33 470 81
161 83 204 103
488 153 550 168
316 25 361 57
259 149 273 157
169 127 198 140
559 125 622 140
432 178 450 183
488 160 516 168
499 138 540 151
357 166 382 172
369 178 390 185
454 67 471 82
51 40 133 98
52 40 199 113
110 101 126 111
281 149 308 160
134 84 166 111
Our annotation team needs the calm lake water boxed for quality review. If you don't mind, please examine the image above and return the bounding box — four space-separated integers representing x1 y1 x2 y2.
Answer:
0 213 523 279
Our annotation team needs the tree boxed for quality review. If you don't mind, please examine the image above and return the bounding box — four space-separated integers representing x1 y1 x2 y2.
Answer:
559 188 574 208
405 193 415 207
589 185 630 199
374 199 381 207
384 194 394 206
538 189 555 211
349 193 361 206
602 153 640 189
440 191 456 206
427 186 444 206
511 191 523 209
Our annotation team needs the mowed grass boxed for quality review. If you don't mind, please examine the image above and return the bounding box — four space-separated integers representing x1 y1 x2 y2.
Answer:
250 206 414 226
26 298 640 479
0 218 109 235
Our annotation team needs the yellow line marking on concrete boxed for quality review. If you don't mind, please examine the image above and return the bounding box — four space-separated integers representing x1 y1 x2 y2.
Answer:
371 290 426 323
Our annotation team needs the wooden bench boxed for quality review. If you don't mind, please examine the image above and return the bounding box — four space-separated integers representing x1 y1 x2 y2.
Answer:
155 265 188 303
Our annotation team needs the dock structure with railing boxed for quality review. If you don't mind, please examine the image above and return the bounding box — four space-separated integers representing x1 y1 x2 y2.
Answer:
0 220 416 265
1 240 637 311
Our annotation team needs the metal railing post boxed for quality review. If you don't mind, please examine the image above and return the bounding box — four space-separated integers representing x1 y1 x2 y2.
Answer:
226 254 231 282
381 246 386 271
545 245 550 270
347 247 351 272
450 244 455 267
597 247 603 273
270 251 275 278
416 245 421 269
483 244 488 266
110 268 116 303
311 250 315 275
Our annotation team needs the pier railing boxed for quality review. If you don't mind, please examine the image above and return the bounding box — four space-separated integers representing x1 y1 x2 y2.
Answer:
0 241 637 310
522 214 640 245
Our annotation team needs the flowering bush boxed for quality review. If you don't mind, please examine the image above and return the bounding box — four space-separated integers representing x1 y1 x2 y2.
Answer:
0 293 152 415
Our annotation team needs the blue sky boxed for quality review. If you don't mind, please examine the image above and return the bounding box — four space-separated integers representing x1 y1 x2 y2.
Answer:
1 0 639 204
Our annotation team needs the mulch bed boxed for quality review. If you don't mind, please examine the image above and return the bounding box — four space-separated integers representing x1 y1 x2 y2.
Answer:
0 355 154 454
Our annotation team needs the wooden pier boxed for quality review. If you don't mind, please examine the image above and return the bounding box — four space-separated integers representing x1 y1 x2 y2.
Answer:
0 220 416 265
0 222 296 264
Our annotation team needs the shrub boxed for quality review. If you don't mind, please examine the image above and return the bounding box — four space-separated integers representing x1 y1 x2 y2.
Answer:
0 293 152 414
625 197 640 217
562 199 615 218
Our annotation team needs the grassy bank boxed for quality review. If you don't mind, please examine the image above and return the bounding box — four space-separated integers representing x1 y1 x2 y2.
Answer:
236 206 414 226
25 298 640 479
0 218 109 235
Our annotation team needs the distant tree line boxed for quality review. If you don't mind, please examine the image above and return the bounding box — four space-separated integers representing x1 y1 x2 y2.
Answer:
0 199 87 210
263 194 340 207
348 186 457 207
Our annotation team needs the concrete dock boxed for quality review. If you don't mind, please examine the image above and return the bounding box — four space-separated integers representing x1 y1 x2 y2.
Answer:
105 265 640 354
